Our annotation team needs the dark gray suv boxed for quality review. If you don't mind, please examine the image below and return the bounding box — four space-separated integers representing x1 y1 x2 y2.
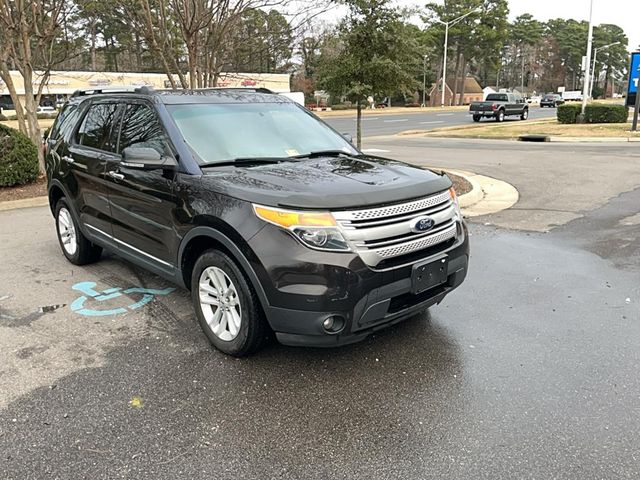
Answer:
45 87 469 356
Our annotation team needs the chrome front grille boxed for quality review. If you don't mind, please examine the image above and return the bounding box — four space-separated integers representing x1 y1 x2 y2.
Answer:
332 190 459 268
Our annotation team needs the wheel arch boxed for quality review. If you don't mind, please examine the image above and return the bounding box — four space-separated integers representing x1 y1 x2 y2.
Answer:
178 225 270 312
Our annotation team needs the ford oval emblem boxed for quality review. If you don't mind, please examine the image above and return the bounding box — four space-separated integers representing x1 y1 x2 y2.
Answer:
411 216 435 233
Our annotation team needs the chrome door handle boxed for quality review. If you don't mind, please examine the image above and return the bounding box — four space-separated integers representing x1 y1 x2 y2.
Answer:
107 171 125 181
62 155 74 164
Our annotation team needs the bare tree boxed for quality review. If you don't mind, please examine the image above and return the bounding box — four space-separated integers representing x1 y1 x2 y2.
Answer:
0 0 74 171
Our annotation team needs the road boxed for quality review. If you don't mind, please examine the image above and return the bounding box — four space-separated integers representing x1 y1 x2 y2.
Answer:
323 106 555 137
1 141 640 479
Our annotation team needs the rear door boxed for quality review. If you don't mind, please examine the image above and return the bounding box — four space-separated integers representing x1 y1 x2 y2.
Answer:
103 100 180 270
66 101 122 238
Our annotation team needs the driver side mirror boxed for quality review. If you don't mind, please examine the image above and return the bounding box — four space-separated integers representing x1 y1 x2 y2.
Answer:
342 133 353 143
122 146 177 169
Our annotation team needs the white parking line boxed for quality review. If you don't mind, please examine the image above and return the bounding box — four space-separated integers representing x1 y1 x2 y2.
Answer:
383 119 409 123
437 113 454 116
420 121 445 125
352 117 380 121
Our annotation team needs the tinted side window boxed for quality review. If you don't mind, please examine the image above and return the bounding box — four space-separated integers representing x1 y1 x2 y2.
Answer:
77 103 119 151
117 103 167 155
49 104 76 141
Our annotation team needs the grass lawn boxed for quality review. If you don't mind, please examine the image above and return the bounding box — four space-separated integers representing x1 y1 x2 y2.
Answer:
418 119 639 139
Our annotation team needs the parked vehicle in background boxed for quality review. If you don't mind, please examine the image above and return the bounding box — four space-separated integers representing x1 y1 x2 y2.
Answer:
561 91 583 102
540 94 565 108
527 95 541 104
37 106 56 113
45 86 469 356
469 93 529 122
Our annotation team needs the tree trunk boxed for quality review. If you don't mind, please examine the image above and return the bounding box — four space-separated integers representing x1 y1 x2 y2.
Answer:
604 62 612 99
0 62 27 133
90 18 97 71
356 100 362 149
458 57 467 105
451 47 461 106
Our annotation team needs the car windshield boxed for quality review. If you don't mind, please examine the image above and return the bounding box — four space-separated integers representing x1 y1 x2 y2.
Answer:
167 102 358 164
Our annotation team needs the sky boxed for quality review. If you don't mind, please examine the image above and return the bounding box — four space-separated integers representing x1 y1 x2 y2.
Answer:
322 0 639 52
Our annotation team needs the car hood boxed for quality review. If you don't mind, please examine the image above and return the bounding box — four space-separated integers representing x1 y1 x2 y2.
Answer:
200 154 452 210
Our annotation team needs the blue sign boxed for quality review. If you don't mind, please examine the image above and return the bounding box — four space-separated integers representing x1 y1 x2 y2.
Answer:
627 52 640 106
70 281 174 317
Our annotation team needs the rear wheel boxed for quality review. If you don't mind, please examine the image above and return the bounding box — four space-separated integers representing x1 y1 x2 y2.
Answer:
521 108 529 120
495 110 505 122
472 115 481 122
191 249 268 356
55 198 102 265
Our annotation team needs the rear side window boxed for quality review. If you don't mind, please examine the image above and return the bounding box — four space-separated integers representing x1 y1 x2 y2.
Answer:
117 103 167 155
76 103 119 152
49 104 78 141
486 94 507 102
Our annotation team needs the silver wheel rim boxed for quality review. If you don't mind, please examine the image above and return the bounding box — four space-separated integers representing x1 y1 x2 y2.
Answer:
58 207 77 256
523 110 528 119
198 266 241 341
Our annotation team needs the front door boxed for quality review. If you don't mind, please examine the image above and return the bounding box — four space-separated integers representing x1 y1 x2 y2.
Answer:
103 101 179 270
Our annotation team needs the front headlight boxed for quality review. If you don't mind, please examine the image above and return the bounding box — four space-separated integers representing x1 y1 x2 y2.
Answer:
253 204 351 252
449 186 462 218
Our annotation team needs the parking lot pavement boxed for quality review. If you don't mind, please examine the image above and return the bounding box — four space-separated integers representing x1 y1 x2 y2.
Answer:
2 143 640 478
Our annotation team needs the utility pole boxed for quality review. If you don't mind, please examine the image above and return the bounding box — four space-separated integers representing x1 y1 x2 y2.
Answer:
422 55 427 107
581 0 594 116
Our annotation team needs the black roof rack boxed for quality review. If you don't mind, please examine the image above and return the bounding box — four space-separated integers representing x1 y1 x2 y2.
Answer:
193 87 275 94
71 85 154 97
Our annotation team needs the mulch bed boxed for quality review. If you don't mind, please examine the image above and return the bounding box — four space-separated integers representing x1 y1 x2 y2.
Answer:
446 172 472 196
0 176 47 203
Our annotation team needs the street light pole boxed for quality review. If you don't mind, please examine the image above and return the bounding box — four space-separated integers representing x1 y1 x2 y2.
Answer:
422 54 427 107
437 7 480 108
589 42 621 98
581 0 594 116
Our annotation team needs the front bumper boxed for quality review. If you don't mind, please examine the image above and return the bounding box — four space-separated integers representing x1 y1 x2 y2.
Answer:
249 222 470 348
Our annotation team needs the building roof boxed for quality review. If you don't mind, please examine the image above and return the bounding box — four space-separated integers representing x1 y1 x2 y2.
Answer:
446 76 483 94
0 70 291 96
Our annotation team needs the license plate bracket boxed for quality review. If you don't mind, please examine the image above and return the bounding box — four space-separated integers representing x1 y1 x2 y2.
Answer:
411 255 449 294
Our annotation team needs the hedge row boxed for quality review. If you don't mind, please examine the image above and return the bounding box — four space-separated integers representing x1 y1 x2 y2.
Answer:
557 103 629 124
0 124 39 187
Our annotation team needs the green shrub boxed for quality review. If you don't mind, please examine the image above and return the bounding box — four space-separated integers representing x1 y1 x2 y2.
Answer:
557 102 629 124
584 103 628 123
557 103 581 124
0 124 39 187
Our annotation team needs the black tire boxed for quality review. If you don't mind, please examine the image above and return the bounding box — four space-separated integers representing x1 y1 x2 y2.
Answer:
191 249 268 357
520 108 529 121
495 110 505 122
54 198 102 265
472 115 481 122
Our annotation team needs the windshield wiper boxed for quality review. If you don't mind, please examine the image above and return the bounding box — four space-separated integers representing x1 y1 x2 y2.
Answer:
205 157 292 167
293 150 355 159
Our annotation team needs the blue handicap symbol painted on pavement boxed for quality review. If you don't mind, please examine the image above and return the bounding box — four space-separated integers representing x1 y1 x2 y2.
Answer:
70 281 175 317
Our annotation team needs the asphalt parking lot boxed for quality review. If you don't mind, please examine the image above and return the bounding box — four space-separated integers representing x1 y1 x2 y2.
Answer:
2 141 640 479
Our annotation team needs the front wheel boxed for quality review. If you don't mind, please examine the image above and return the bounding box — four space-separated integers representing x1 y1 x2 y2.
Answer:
472 115 481 122
55 198 102 265
495 110 505 122
191 249 268 356
521 109 529 120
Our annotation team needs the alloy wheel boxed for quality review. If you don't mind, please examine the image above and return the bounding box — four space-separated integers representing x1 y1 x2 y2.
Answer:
58 207 78 256
198 266 242 341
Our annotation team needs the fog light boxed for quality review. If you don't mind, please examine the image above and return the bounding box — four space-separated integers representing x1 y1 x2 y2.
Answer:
322 315 345 334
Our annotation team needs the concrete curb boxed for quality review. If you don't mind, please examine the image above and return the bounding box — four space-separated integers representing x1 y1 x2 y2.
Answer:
438 168 519 217
0 196 48 212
